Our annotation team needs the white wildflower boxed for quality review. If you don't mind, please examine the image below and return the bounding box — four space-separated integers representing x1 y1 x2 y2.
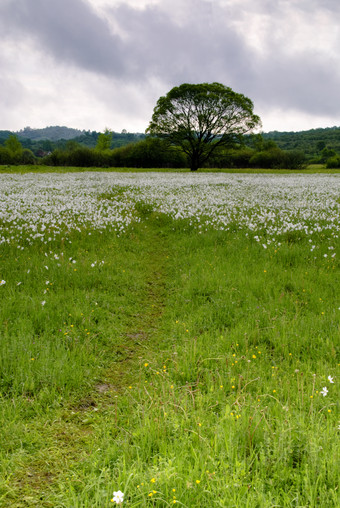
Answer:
111 490 124 504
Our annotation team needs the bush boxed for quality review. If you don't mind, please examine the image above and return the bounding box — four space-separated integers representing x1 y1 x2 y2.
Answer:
0 147 14 165
67 147 97 167
42 149 68 166
326 155 340 169
43 147 102 167
250 148 284 168
20 149 36 165
110 138 187 168
250 148 306 169
281 150 307 169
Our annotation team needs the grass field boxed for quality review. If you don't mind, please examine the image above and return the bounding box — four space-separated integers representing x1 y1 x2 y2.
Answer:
1 164 340 174
0 171 339 507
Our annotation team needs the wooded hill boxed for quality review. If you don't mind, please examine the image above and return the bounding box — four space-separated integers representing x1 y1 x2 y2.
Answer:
0 127 145 154
261 126 340 158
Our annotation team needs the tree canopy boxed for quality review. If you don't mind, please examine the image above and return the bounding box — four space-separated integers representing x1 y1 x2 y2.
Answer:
5 134 23 156
146 82 261 171
96 129 113 151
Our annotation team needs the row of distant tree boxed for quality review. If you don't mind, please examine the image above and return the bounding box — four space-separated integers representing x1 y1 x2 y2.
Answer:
0 128 145 156
262 127 340 161
1 127 340 169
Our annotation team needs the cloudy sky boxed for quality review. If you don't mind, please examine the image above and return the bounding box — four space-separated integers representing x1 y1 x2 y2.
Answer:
1 0 340 133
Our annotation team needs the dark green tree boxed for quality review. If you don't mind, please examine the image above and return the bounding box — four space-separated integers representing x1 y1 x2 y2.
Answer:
146 82 261 171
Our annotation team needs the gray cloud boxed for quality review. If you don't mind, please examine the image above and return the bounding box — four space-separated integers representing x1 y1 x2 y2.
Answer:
0 0 254 83
0 0 339 130
0 0 125 75
111 1 253 85
253 53 340 117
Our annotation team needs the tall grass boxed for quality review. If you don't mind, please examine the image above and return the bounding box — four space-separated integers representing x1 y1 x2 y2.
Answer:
0 178 339 507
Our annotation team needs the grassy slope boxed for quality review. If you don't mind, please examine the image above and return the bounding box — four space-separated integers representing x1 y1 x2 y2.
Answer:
0 209 339 506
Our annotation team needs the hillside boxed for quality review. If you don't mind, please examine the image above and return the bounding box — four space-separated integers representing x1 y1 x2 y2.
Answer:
262 126 340 156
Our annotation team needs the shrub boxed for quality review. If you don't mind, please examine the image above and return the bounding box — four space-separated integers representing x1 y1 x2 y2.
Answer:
110 138 187 168
326 155 340 168
250 148 306 169
44 149 71 166
250 148 284 168
0 147 14 165
281 150 307 169
20 149 36 165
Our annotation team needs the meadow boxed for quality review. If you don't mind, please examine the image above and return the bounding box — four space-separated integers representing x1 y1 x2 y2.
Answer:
0 171 339 507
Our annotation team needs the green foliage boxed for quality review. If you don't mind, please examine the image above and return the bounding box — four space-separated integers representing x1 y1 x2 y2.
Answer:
4 135 23 158
320 146 336 163
261 126 340 159
40 137 187 169
205 139 306 170
282 149 307 169
111 137 187 168
0 137 36 165
43 146 101 167
249 148 284 168
96 129 113 151
249 148 306 169
147 82 261 171
0 147 13 165
20 148 36 165
326 155 340 168
2 124 340 169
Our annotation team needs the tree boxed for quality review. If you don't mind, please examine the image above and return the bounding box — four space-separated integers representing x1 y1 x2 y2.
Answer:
146 82 261 171
5 135 23 157
96 129 113 151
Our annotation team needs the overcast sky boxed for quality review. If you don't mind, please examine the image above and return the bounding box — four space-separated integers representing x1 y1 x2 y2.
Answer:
1 0 340 133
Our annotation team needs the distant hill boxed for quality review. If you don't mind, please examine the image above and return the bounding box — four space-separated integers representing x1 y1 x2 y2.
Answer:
15 126 85 141
0 126 146 156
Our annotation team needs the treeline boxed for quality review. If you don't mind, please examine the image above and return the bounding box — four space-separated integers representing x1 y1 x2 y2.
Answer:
0 133 314 169
260 126 340 162
1 126 340 169
0 128 145 156
0 126 340 169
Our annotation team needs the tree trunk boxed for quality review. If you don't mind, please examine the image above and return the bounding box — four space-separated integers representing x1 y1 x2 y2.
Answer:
190 152 200 171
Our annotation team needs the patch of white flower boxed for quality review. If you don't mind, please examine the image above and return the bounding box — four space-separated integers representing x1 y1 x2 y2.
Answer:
0 173 339 248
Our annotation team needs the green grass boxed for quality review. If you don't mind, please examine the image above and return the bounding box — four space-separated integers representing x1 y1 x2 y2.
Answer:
0 209 339 506
1 164 340 174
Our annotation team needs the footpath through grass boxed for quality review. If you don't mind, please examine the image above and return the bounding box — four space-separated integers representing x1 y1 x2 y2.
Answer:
0 209 339 507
